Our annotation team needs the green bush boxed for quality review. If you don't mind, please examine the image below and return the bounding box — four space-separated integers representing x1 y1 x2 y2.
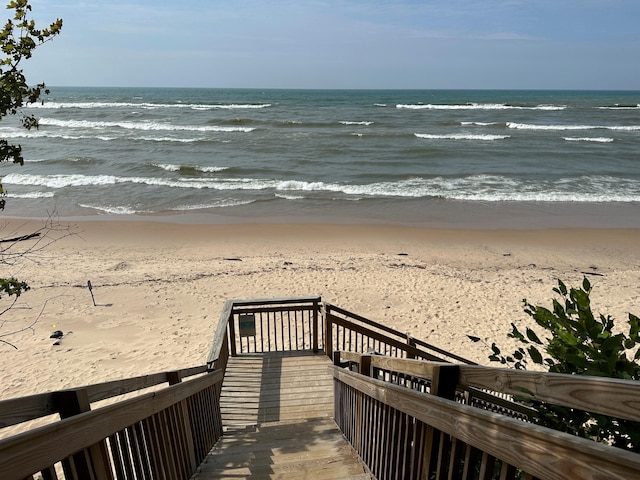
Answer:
470 277 640 451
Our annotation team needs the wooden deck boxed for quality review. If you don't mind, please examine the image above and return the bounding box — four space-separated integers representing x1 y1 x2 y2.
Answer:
191 352 370 479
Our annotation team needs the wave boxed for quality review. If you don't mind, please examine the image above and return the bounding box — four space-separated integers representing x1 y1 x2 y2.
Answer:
6 173 637 203
460 122 498 126
415 133 510 141
152 163 229 173
563 137 614 143
598 104 640 110
507 122 640 131
340 121 374 126
29 101 271 110
79 204 140 215
397 103 566 111
1 126 212 143
6 191 55 199
38 118 255 133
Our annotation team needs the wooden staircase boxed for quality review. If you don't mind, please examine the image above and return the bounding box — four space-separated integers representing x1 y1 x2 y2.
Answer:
191 353 370 479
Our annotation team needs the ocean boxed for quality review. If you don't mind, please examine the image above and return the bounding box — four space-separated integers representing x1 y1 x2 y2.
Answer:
1 87 639 228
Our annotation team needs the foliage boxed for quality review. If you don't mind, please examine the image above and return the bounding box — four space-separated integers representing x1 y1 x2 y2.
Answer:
0 0 62 208
0 1 62 349
470 277 640 451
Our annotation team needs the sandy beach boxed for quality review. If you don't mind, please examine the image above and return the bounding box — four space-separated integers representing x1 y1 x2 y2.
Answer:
1 217 639 405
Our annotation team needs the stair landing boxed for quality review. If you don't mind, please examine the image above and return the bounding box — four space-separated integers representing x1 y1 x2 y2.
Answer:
191 352 370 479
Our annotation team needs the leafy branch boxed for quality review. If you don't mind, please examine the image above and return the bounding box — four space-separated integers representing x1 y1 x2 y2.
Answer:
469 277 640 451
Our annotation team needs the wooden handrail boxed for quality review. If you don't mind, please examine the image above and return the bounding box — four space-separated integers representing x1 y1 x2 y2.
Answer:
331 366 640 480
0 364 209 428
326 303 474 364
336 352 640 423
207 299 234 366
0 370 224 479
328 313 444 361
459 364 640 422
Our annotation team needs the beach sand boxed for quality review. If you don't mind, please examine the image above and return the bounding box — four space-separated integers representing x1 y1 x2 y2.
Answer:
1 218 639 405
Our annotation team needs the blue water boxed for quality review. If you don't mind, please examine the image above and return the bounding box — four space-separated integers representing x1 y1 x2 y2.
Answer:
1 87 639 226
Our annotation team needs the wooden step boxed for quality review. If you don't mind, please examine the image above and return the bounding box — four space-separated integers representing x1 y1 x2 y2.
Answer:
192 353 370 479
192 418 369 480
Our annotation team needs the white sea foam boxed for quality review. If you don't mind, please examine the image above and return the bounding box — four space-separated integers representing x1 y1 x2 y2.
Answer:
29 101 271 110
508 122 640 131
414 133 510 140
38 118 255 133
79 204 138 215
340 121 374 126
460 122 498 126
275 193 305 200
153 163 228 173
397 103 566 111
563 137 614 143
4 173 639 203
6 191 55 199
170 199 255 211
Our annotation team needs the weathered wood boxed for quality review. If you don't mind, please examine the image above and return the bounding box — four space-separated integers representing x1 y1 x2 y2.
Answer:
0 365 209 428
326 303 474 364
0 371 223 480
331 366 640 480
329 314 443 361
229 296 322 308
459 364 640 422
208 299 234 365
194 417 366 479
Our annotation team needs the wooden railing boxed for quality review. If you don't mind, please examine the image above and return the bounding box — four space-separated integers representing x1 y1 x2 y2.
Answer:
0 365 223 479
208 296 323 358
325 303 474 364
4 297 640 480
331 351 640 480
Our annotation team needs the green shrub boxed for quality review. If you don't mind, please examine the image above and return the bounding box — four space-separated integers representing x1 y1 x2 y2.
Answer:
470 277 640 451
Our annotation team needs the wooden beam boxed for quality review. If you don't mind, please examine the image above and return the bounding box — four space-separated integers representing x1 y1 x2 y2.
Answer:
459 365 640 422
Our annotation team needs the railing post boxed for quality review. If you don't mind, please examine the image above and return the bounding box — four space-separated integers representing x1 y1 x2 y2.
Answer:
312 299 319 353
424 365 460 476
325 305 333 359
359 355 372 377
167 371 182 385
228 311 237 356
333 350 342 366
53 389 112 480
167 371 198 473
406 333 416 359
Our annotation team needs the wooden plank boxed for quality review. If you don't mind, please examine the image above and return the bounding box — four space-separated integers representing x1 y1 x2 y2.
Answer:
329 315 443 361
194 417 366 479
207 300 233 364
0 365 209 428
0 371 223 480
459 364 640 422
229 296 321 308
331 366 640 480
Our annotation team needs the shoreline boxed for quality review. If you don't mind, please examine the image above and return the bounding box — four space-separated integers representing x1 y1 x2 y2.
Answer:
3 197 640 230
1 217 638 406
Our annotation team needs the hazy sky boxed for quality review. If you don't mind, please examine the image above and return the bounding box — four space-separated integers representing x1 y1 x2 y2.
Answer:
23 0 640 90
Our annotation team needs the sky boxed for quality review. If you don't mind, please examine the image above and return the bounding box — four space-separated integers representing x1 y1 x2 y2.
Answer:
20 0 640 90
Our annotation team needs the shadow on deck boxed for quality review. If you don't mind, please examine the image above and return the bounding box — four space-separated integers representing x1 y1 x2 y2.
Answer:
192 352 370 479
